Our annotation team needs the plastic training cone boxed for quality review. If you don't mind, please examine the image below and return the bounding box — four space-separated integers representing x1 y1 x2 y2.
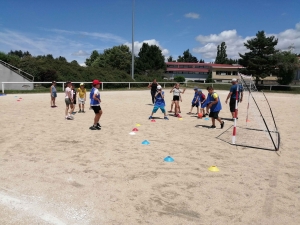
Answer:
129 132 136 135
204 117 209 120
208 166 219 172
151 119 156 122
178 118 183 120
142 140 150 145
246 119 250 122
17 100 20 102
136 123 141 127
132 128 138 131
164 156 174 162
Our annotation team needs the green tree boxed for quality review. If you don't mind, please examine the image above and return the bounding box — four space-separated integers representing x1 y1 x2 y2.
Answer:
273 51 300 85
85 50 99 66
239 31 278 84
177 49 198 62
135 43 165 73
91 45 132 73
199 59 205 63
215 42 228 64
167 56 174 62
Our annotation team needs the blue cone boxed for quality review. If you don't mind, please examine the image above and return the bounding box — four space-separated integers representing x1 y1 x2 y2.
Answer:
204 117 209 120
142 140 150 145
164 156 174 162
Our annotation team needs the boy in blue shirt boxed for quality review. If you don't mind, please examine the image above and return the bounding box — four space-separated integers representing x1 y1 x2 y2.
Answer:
187 87 199 114
207 86 225 129
149 85 169 120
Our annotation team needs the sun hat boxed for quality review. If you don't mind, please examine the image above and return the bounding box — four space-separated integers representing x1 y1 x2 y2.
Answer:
92 80 101 85
197 89 202 92
157 85 162 89
193 86 198 90
80 83 84 86
232 78 237 82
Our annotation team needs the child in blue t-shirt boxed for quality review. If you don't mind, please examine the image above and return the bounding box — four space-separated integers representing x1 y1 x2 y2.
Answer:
197 89 207 115
187 87 199 114
149 85 169 120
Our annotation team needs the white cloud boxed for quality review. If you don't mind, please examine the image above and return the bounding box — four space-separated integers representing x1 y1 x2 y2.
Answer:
193 22 300 62
185 13 200 19
71 50 89 56
124 39 170 58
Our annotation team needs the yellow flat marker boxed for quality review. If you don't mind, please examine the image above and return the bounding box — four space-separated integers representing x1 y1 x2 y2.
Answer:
178 118 183 120
208 166 219 172
136 123 141 126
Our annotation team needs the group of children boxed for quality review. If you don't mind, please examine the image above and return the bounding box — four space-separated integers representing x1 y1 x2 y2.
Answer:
149 83 225 129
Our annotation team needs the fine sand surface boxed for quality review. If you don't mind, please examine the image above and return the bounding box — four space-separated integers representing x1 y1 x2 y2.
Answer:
0 88 299 225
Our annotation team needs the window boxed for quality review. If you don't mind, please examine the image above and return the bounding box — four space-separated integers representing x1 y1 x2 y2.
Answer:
232 71 237 75
216 71 231 75
167 65 178 68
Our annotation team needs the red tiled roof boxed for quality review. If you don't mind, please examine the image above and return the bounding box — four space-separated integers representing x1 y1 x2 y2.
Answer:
166 68 209 72
166 62 243 68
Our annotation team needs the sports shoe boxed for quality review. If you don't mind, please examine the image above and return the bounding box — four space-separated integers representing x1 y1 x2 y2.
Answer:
177 114 182 118
97 123 101 128
221 121 225 129
78 110 82 113
89 125 97 130
209 125 216 129
149 116 153 119
168 110 173 113
164 117 169 120
66 116 73 120
82 110 85 113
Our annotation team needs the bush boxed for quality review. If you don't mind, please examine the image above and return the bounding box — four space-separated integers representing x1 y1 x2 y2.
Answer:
174 76 185 83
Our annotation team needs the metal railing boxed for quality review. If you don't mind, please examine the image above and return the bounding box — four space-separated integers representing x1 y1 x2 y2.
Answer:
0 59 35 82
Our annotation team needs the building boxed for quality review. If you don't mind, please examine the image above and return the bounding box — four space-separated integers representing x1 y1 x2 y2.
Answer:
165 62 277 83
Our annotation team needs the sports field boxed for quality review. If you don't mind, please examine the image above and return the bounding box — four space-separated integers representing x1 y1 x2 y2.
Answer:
0 89 299 225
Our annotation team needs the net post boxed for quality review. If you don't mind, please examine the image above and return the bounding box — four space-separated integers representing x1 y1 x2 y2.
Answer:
1 82 4 94
232 80 239 144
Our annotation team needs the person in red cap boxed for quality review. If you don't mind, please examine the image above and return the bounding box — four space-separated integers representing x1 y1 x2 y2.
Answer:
89 80 102 130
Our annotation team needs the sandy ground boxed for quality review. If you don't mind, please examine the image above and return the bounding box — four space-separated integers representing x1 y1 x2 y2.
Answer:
0 88 299 225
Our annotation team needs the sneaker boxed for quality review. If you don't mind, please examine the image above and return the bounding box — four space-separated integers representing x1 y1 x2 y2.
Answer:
72 112 76 115
149 116 153 119
66 116 73 120
187 112 192 115
221 121 225 129
78 110 81 113
179 111 181 113
209 125 216 129
164 117 169 120
97 123 101 128
89 125 97 130
177 114 182 118
82 110 85 113
168 110 173 113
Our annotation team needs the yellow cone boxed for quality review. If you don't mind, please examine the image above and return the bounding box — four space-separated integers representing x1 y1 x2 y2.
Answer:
208 166 219 172
178 118 183 120
136 123 141 126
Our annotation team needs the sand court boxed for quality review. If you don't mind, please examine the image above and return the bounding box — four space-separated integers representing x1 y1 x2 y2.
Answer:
0 89 299 224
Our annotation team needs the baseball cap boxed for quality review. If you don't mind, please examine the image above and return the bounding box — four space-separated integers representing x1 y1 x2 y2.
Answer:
92 80 101 85
80 83 84 86
232 78 237 82
193 86 198 90
157 85 162 89
197 89 202 92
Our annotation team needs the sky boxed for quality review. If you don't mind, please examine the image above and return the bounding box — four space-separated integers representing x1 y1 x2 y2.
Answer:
0 0 299 66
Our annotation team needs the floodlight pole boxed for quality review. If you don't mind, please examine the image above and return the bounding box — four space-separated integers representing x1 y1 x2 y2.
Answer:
131 0 135 80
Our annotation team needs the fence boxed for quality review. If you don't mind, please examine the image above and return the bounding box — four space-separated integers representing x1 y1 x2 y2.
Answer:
2 81 299 94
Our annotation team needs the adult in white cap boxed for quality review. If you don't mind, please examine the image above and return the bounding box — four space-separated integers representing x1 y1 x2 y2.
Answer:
77 83 87 113
225 78 243 119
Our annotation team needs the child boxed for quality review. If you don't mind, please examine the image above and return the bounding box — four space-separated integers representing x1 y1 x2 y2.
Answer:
170 83 185 117
206 86 224 129
187 87 199 114
71 84 77 114
197 89 207 115
149 85 169 120
90 80 103 130
168 94 182 113
50 81 57 107
65 81 74 120
77 83 86 113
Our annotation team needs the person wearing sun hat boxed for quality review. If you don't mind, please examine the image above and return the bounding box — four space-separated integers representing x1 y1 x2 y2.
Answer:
148 85 169 120
77 83 87 113
89 80 103 130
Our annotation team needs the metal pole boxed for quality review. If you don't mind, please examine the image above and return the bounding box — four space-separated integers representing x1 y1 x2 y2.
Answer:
131 0 135 80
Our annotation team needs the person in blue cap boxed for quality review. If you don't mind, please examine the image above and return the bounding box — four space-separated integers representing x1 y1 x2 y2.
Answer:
149 85 169 120
187 87 199 114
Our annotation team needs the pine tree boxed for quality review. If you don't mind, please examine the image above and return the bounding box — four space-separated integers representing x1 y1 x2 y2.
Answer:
215 42 228 64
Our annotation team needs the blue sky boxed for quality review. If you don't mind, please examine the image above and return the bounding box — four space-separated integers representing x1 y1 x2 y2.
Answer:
0 0 299 66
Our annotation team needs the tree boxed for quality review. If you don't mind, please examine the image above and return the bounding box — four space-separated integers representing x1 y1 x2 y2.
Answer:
273 51 300 85
215 42 228 64
135 43 165 72
174 75 185 83
199 59 205 63
167 56 174 62
91 45 132 73
177 49 198 62
85 50 99 66
239 31 278 84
